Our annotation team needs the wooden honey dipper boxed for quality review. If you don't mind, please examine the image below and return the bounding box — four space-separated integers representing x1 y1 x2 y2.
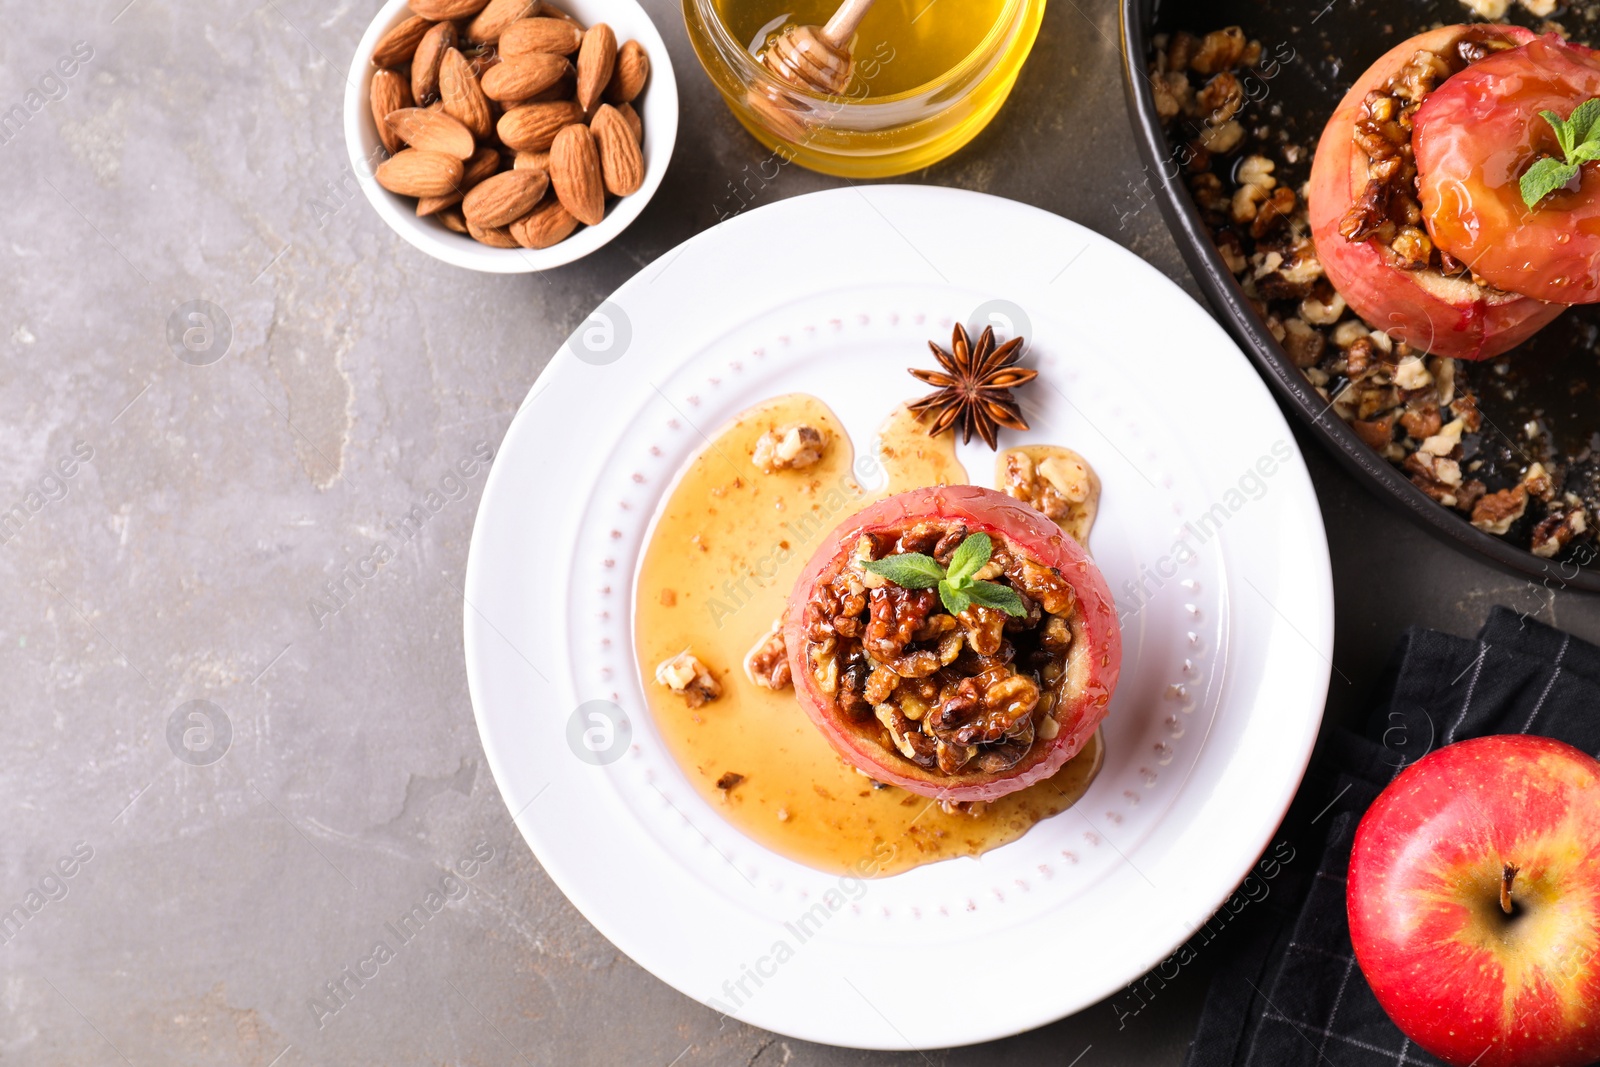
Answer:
759 0 877 94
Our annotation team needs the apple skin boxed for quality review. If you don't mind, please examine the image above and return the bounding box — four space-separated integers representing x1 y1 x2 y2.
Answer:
1348 735 1600 1067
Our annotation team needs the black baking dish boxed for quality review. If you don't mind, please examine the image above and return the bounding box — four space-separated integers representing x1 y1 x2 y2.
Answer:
1119 0 1600 591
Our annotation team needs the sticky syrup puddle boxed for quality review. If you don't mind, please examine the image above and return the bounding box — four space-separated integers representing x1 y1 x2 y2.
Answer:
633 394 1103 877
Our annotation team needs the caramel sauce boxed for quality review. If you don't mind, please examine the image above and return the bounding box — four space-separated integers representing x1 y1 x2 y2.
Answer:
634 394 1104 877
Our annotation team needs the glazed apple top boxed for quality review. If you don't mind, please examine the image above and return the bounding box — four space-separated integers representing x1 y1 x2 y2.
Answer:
1416 35 1600 304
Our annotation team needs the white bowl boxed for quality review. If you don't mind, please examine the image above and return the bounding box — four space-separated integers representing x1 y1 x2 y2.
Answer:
343 0 678 273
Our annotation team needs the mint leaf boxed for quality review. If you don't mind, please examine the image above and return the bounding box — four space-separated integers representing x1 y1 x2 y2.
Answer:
863 552 945 589
1522 156 1579 208
1542 109 1576 158
1571 98 1600 145
938 581 972 615
966 580 1028 617
1527 99 1600 208
944 532 992 586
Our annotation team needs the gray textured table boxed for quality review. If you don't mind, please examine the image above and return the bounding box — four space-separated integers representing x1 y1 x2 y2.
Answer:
7 1 1598 1064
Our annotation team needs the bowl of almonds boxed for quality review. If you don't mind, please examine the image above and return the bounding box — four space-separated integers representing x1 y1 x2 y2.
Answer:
344 0 675 272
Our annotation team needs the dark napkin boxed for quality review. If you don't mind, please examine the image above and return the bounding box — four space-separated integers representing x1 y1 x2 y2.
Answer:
1183 606 1600 1067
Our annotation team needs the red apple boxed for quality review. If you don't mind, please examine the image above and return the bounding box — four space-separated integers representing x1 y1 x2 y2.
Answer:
1349 735 1600 1067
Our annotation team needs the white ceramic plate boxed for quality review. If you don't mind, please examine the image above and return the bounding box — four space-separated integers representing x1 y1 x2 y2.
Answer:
463 186 1333 1049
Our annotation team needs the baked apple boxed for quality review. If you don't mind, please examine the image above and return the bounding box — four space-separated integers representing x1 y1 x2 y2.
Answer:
1308 24 1565 360
1415 34 1600 306
783 485 1120 802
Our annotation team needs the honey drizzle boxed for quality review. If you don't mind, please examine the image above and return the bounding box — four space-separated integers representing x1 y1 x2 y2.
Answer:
634 395 1103 876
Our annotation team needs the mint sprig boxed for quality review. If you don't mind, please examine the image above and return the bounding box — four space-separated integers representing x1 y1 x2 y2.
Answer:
862 532 1027 617
1521 98 1600 208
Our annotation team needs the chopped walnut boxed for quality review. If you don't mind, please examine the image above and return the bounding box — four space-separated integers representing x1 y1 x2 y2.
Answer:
1471 486 1528 535
1199 120 1244 154
1331 320 1370 349
1531 509 1587 558
1400 404 1442 441
655 650 722 708
752 423 829 473
1522 462 1555 502
1393 356 1432 391
1406 451 1465 506
1190 172 1228 214
1152 72 1183 120
1189 26 1246 73
1237 155 1275 191
1352 416 1394 452
1000 448 1100 544
743 622 791 690
1196 72 1244 124
1419 417 1465 457
805 517 1080 781
1299 290 1346 326
1282 318 1325 369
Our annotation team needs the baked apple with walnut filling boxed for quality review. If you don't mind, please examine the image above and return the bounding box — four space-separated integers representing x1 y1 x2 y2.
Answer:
1308 23 1564 361
782 485 1120 803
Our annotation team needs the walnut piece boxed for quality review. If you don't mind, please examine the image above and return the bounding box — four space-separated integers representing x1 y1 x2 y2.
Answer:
1471 486 1528 535
1531 509 1587 559
1000 448 1100 544
752 423 829 473
655 650 722 708
1190 27 1246 74
743 622 791 690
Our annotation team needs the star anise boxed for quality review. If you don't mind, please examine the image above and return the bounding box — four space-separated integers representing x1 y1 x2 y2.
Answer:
907 324 1037 450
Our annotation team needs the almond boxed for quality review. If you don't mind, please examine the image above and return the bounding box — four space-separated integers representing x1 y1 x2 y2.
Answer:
604 40 649 104
591 105 643 196
372 15 431 67
467 217 520 247
575 23 617 113
463 168 550 227
524 74 576 103
385 107 476 159
438 207 469 234
465 47 502 77
376 150 464 197
511 198 580 248
465 0 540 43
514 150 550 172
497 100 584 150
616 101 642 143
550 122 604 225
371 69 414 154
499 16 583 57
481 53 571 102
439 48 493 138
411 20 457 104
411 0 491 18
540 1 580 23
417 146 499 215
